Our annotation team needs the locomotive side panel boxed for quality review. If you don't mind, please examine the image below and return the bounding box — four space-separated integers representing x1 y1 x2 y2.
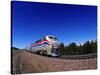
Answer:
30 43 52 55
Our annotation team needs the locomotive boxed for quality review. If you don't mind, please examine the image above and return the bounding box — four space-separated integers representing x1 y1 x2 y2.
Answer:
25 35 60 57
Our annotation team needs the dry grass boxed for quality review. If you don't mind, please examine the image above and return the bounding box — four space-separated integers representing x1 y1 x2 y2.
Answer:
12 51 97 74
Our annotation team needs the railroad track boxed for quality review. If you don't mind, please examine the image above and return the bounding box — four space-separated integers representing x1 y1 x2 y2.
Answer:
22 49 97 59
59 53 97 59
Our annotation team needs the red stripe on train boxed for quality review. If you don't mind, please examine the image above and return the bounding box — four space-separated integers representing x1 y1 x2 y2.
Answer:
31 40 49 46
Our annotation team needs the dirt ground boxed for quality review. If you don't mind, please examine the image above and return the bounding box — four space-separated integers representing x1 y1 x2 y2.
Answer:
12 51 97 74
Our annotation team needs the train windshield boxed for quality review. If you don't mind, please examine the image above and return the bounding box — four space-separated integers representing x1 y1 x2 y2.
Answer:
49 36 57 40
49 36 53 39
54 37 57 40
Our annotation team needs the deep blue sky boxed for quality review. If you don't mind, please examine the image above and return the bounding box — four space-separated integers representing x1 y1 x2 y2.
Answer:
12 1 97 49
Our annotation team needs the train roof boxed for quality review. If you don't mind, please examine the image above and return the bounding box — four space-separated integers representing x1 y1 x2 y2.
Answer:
46 35 56 38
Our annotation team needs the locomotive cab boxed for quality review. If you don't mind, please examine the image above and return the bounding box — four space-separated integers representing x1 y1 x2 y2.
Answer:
46 35 60 57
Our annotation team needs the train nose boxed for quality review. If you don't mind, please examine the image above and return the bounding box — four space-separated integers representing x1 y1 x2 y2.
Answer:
51 42 59 48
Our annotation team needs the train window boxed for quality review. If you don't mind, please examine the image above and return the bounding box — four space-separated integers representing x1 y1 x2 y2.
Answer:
43 37 46 40
49 36 53 39
54 37 57 40
35 39 41 43
49 36 57 40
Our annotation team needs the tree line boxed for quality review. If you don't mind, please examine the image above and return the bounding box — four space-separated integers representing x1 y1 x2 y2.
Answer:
59 40 97 55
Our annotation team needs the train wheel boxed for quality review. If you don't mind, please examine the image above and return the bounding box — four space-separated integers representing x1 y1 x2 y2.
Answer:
40 51 43 55
43 51 47 56
36 51 40 54
48 55 52 57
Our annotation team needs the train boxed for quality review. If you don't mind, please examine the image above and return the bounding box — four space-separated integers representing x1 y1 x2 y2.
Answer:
25 35 60 57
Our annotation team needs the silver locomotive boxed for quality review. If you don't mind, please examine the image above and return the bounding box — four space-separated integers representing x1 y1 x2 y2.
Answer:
25 35 60 57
